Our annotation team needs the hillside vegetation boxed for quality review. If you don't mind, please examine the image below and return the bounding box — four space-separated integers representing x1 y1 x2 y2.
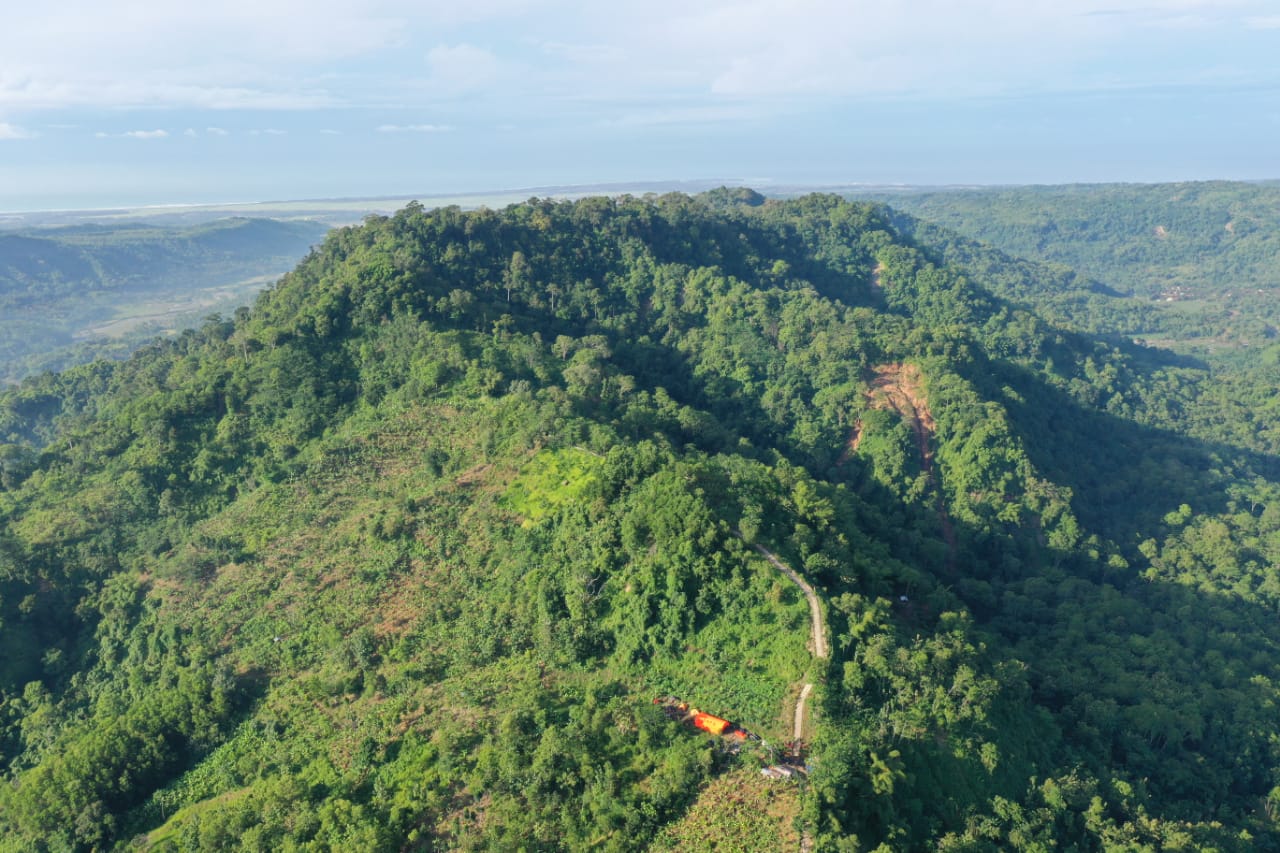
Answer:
0 218 329 383
854 181 1280 357
2 190 1280 849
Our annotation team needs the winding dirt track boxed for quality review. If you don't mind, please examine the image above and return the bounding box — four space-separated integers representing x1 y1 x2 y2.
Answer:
752 544 828 661
750 543 827 742
746 541 826 851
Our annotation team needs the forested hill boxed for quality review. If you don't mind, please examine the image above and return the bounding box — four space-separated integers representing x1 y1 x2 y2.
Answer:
0 217 330 383
3 191 1280 850
851 181 1280 355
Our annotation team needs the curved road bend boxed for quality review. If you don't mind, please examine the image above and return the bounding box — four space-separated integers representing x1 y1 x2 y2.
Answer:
750 543 828 741
752 544 828 660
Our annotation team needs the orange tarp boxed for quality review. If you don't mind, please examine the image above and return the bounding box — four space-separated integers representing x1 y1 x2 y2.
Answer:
692 712 730 736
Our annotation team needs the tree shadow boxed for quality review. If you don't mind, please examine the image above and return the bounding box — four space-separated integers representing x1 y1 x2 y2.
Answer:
814 443 1280 846
961 354 1280 543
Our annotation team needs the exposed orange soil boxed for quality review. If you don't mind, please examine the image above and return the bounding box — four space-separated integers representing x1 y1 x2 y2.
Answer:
847 363 957 572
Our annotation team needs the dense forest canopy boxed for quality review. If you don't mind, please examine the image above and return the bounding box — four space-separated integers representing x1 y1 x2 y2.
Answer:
2 189 1280 850
0 217 329 384
850 181 1280 360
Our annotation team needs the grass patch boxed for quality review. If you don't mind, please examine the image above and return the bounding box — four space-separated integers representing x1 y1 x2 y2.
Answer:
138 787 252 850
650 765 802 852
502 447 605 527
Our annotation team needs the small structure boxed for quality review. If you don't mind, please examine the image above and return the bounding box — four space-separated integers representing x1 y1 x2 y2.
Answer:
761 765 801 780
653 696 758 741
692 710 732 736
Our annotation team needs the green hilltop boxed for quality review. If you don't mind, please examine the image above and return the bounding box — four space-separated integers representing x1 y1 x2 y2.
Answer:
2 191 1280 850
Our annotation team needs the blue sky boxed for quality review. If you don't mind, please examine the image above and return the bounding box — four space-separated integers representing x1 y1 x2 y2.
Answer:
1 0 1278 210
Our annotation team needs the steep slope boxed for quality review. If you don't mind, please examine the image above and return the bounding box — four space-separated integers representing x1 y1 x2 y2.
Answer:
0 193 1278 850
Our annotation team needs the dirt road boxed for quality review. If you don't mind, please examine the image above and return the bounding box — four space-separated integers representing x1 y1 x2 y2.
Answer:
752 544 828 660
750 542 828 743
749 540 825 850
794 683 813 740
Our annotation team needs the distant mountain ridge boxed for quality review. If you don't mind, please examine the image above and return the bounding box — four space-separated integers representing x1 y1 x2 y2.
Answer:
850 180 1280 354
0 218 329 303
0 217 330 383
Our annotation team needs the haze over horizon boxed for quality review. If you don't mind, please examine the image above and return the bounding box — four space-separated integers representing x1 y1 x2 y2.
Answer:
2 0 1278 211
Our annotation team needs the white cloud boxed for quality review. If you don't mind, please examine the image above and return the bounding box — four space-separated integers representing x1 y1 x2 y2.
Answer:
660 1 1071 97
0 2 537 112
206 126 230 136
1 2 407 71
93 129 169 138
184 127 197 136
377 123 454 133
597 0 1268 99
606 104 763 127
0 121 34 139
0 74 335 111
0 0 1273 116
539 41 624 64
319 128 341 134
426 44 502 93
